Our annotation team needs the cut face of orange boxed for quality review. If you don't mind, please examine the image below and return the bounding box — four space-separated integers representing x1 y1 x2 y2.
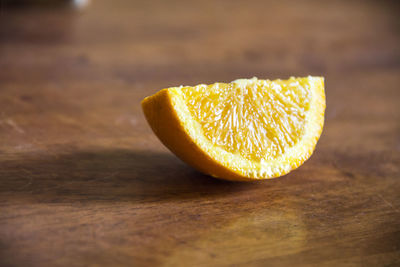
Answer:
142 76 325 181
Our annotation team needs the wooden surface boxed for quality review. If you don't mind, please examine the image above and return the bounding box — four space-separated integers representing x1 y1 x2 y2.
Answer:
1 0 399 266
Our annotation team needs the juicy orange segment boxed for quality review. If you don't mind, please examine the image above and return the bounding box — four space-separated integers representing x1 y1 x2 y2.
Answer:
142 76 325 181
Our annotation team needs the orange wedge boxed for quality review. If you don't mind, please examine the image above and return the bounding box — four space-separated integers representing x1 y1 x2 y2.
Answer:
141 76 325 181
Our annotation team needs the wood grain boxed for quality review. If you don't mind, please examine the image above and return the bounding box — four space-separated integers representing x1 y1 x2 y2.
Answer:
1 0 399 266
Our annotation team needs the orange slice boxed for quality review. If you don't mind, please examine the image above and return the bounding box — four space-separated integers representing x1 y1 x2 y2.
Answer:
141 76 325 181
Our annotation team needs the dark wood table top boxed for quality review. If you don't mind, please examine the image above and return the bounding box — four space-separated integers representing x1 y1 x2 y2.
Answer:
1 0 399 266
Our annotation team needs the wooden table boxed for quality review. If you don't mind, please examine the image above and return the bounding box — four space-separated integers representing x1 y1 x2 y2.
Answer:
1 0 399 266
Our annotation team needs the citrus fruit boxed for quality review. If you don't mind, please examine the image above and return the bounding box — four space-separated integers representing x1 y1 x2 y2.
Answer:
141 76 325 181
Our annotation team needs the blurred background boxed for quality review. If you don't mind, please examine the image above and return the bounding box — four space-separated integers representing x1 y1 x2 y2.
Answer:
2 0 399 84
1 1 399 266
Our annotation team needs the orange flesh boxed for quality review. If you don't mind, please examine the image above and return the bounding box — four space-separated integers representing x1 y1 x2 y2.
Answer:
182 77 311 162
